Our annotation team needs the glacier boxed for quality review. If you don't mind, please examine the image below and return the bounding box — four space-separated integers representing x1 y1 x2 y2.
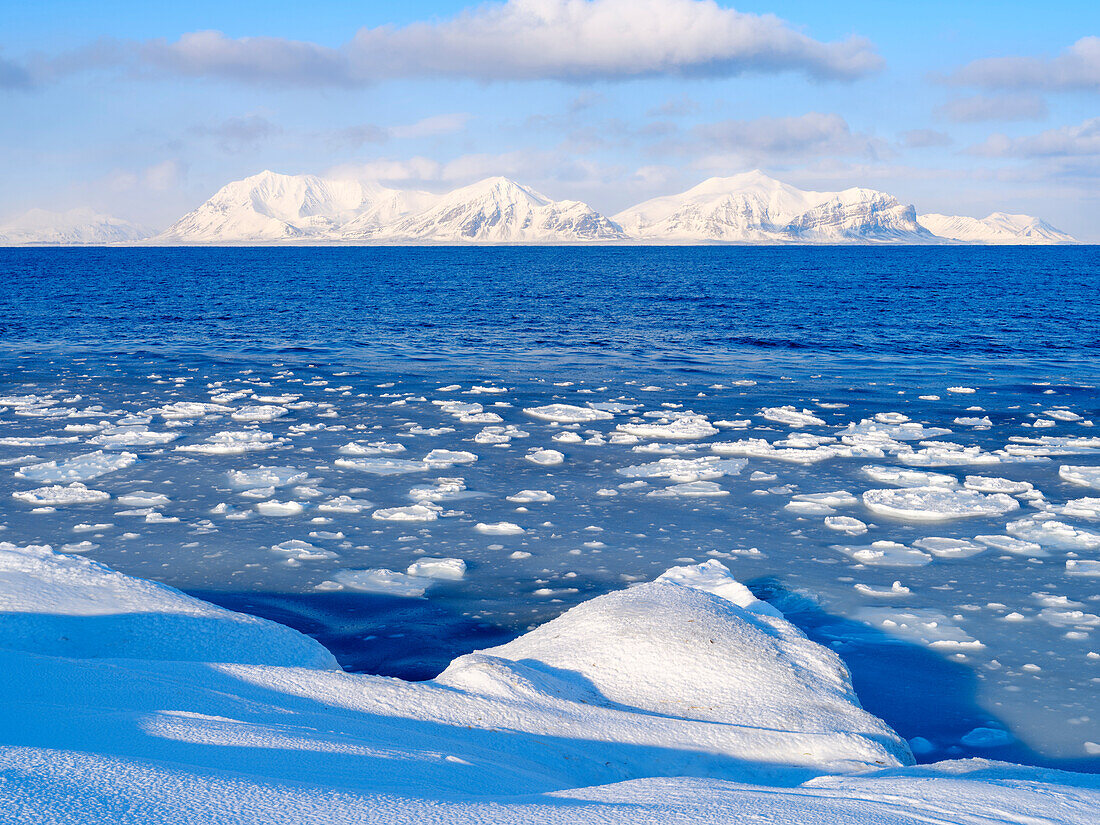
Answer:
2 542 1097 824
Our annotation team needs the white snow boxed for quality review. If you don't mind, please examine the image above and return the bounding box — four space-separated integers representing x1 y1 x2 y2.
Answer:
612 171 935 244
0 541 335 665
0 207 151 245
918 212 1075 244
0 547 1096 823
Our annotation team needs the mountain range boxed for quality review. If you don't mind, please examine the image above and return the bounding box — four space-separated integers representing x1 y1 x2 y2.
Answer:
1 171 1077 245
0 208 151 245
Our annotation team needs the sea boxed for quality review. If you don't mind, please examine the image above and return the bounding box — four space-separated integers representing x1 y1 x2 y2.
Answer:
1 245 1098 772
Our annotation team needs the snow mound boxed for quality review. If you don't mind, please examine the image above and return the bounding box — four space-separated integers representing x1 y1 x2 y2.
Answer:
2 551 1097 822
0 542 336 667
438 559 908 771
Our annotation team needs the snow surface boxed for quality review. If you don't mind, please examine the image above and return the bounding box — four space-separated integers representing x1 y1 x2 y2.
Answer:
2 547 1096 823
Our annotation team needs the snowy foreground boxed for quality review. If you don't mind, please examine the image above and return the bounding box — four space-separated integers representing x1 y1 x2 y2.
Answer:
2 544 1096 823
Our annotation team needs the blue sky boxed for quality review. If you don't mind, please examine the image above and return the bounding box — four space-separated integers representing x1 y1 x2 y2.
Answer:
2 0 1098 238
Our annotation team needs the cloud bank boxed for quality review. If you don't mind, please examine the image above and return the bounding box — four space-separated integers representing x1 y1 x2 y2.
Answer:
949 36 1100 93
11 0 882 88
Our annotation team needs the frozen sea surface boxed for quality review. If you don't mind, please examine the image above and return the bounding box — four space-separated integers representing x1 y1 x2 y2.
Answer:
1 246 1098 772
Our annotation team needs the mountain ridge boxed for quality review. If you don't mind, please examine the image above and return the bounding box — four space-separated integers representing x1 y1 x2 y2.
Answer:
0 171 1077 245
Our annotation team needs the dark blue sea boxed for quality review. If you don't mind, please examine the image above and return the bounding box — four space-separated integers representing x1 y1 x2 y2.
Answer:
1 246 1099 771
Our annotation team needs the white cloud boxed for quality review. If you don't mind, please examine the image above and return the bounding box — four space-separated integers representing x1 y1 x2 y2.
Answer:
108 159 187 193
0 52 31 88
389 113 472 140
692 112 886 159
970 117 1100 158
30 0 881 87
190 115 282 153
949 36 1100 92
900 129 953 149
934 93 1048 123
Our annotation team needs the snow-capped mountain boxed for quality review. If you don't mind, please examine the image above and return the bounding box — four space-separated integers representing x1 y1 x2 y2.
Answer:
612 171 934 243
384 177 626 242
0 208 151 245
156 172 623 244
28 168 1064 245
156 171 433 243
918 212 1076 244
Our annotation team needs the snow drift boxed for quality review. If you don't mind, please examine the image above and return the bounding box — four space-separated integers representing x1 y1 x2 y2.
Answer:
1 542 1096 823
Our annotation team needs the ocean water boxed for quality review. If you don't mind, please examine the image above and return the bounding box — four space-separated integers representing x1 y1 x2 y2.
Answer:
1 246 1099 771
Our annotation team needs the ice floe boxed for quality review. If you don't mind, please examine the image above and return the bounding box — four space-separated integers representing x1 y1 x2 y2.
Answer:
176 430 279 454
615 413 717 440
1060 465 1100 490
834 541 933 567
525 448 565 466
616 456 747 482
758 406 826 427
862 487 1019 521
523 404 613 423
15 450 137 483
1005 518 1100 551
12 482 111 506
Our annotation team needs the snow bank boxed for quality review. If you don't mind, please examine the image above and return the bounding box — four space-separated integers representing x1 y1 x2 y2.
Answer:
1 550 1096 824
0 542 335 667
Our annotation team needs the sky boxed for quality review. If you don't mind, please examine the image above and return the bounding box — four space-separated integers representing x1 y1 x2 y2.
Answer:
1 0 1098 239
